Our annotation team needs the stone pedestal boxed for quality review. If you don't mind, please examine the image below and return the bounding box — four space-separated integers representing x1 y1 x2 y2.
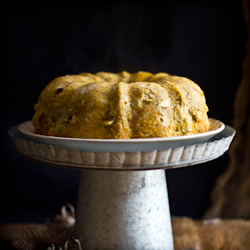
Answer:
75 169 174 250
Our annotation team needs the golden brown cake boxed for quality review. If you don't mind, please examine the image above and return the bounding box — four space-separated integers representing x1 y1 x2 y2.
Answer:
32 71 210 139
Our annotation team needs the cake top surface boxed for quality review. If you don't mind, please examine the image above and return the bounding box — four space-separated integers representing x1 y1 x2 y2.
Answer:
32 71 209 139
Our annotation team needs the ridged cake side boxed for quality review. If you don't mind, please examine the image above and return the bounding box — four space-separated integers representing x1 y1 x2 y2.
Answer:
32 71 209 139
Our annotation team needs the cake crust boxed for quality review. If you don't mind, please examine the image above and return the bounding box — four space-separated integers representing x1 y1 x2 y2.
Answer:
32 71 210 139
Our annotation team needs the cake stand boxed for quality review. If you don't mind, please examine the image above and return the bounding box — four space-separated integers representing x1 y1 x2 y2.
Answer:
9 119 235 250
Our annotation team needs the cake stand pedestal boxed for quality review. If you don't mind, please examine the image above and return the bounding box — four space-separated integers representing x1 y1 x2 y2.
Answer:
9 121 235 250
76 169 172 250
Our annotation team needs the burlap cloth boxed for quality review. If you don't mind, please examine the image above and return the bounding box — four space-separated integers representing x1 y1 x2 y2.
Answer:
3 204 249 250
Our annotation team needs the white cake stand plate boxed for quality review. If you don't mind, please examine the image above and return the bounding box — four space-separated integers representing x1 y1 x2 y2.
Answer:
9 119 235 250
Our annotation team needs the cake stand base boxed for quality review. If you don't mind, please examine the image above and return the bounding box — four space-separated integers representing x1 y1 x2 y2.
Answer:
76 169 174 250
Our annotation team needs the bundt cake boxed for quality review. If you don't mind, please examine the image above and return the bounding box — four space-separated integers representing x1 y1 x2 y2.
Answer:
32 71 210 139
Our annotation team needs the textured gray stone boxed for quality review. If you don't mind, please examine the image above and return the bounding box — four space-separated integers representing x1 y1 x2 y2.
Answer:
75 169 174 250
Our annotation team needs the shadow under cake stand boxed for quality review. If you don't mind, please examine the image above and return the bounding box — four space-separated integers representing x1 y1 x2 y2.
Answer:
9 119 235 250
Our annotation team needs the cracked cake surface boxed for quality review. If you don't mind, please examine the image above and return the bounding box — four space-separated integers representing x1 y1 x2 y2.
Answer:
32 71 209 139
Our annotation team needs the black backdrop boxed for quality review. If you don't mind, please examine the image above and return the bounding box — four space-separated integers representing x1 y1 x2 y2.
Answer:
1 1 246 222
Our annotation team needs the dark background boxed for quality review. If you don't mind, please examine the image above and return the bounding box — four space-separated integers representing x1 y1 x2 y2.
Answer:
1 1 246 223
